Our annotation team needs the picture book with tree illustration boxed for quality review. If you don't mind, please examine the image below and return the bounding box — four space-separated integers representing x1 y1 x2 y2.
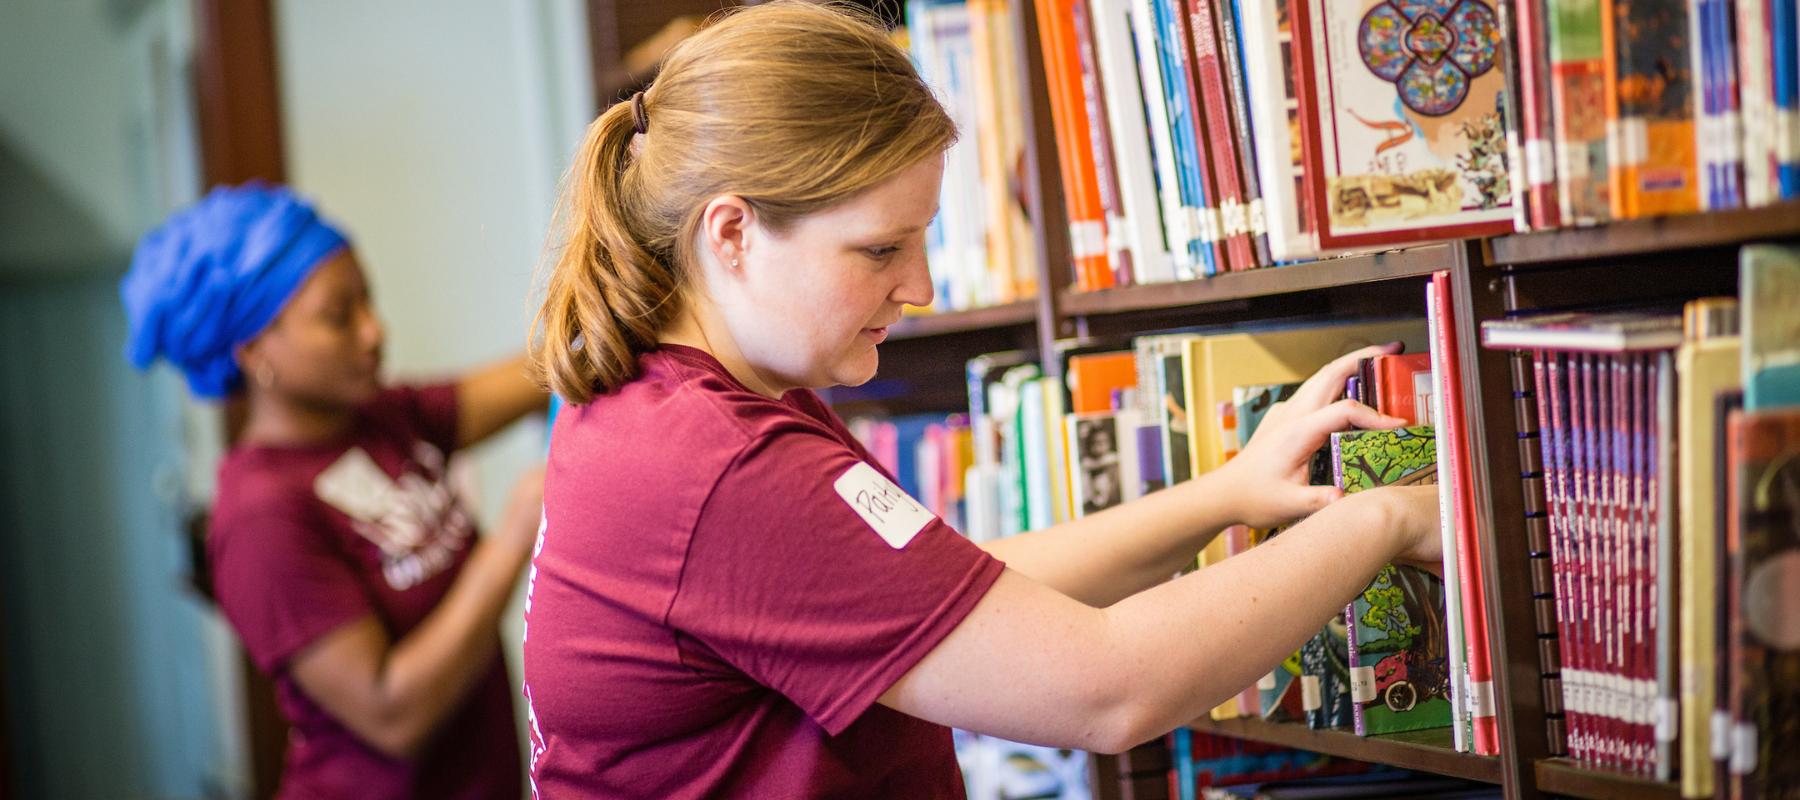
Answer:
1330 426 1454 735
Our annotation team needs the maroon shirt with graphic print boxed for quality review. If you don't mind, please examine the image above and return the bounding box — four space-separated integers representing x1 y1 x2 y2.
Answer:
521 345 1005 799
210 384 520 800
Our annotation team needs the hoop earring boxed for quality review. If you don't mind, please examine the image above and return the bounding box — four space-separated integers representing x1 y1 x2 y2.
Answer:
255 364 276 389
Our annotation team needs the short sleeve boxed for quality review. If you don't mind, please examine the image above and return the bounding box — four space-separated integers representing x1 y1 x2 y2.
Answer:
367 383 461 454
669 427 1004 735
210 499 377 673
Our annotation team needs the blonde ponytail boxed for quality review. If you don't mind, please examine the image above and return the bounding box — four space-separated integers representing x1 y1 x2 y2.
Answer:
532 0 957 403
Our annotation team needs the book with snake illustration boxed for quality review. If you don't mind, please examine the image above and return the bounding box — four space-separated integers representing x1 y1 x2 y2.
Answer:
1289 0 1515 248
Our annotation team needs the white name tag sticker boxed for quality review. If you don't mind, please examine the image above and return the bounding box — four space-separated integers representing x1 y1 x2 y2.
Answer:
833 461 936 549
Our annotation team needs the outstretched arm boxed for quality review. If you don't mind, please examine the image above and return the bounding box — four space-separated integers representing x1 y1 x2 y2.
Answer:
286 467 544 758
882 481 1441 753
456 353 551 449
980 344 1408 607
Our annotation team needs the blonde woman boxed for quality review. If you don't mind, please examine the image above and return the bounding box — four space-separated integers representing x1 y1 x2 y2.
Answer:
522 3 1442 796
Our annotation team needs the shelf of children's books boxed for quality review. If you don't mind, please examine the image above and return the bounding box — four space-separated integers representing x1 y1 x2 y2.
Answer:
1186 716 1502 784
889 299 1040 340
1057 245 1453 317
1486 201 1800 267
1530 758 1680 800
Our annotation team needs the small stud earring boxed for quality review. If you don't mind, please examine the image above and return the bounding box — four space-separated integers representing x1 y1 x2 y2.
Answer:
731 258 739 268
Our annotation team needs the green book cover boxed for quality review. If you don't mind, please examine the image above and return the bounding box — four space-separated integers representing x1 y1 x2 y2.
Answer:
1742 244 1800 412
1233 381 1302 449
1331 426 1454 735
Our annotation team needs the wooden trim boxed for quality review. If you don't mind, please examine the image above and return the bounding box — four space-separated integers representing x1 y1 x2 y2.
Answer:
1533 758 1681 800
1187 716 1503 783
1487 201 1800 266
1059 245 1450 316
191 2 290 796
889 301 1038 340
1455 241 1549 800
1011 0 1071 379
193 0 286 186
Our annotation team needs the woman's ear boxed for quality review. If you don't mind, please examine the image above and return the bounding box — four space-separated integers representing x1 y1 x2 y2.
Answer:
699 194 754 278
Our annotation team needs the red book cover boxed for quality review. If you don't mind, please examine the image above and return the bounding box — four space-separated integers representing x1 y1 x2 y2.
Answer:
1515 0 1564 228
1031 0 1116 291
1372 352 1435 425
1167 0 1232 272
1184 0 1257 271
1536 350 1581 759
1431 273 1500 755
1568 352 1594 762
1070 0 1135 286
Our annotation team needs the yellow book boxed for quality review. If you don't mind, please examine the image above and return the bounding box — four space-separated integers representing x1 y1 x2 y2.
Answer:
1676 301 1740 799
1182 319 1431 481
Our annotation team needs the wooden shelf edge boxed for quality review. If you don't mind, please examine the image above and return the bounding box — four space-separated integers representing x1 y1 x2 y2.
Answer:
1531 758 1680 800
1185 716 1502 784
888 300 1038 340
1059 245 1451 316
1488 201 1800 266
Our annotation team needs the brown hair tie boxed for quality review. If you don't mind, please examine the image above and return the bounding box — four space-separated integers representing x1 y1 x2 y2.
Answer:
631 91 649 135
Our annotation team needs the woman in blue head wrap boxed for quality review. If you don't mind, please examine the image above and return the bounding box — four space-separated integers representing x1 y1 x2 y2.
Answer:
122 182 546 800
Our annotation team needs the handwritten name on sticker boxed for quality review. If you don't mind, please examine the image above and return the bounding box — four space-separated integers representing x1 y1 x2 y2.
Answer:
832 461 936 549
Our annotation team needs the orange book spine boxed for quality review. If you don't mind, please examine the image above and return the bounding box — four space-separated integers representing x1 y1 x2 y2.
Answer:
1032 0 1115 291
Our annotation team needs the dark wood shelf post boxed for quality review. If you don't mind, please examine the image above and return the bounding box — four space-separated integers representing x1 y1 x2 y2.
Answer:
1008 0 1072 379
1453 240 1550 800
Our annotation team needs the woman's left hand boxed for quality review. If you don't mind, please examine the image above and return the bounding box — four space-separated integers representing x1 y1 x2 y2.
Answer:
1214 343 1411 530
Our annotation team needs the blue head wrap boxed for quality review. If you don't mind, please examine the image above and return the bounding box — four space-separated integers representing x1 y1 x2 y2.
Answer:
121 181 349 398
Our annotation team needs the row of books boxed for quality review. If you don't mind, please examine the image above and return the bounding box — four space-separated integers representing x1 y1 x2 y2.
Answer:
1511 0 1800 227
903 0 1799 304
1169 729 1385 798
904 0 1041 311
1476 243 1799 797
849 275 1508 753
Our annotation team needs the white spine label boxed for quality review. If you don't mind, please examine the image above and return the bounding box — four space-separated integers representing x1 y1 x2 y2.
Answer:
1350 666 1377 703
1301 675 1323 711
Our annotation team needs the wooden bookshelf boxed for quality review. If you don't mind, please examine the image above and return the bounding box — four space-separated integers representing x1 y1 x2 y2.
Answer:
1532 759 1681 800
1188 716 1503 785
1487 201 1800 266
888 299 1039 340
1059 245 1451 317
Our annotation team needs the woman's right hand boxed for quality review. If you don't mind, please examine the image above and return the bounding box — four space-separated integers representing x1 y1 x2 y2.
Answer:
1365 483 1444 575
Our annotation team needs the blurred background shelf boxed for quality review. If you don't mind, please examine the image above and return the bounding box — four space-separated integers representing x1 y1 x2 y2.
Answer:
1187 716 1503 785
1531 758 1681 800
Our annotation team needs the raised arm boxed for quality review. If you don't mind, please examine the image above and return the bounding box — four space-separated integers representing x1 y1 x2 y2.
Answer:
880 482 1440 753
287 467 543 758
982 344 1407 607
456 353 551 448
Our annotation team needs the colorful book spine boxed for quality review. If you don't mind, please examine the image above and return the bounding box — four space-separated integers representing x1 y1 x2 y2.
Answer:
1213 0 1273 265
1151 0 1219 276
1091 0 1178 283
1607 0 1701 217
1430 272 1501 754
1739 0 1780 205
1184 0 1257 270
1517 0 1565 228
1166 0 1230 273
1071 0 1137 286
1773 0 1800 196
1741 244 1800 412
1427 292 1474 751
1548 0 1615 223
1032 0 1117 291
1130 0 1199 277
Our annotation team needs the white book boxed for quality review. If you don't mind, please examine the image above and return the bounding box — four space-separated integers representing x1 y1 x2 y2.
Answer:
1091 0 1176 283
1237 0 1319 262
1127 0 1194 278
1427 282 1473 752
1739 0 1778 206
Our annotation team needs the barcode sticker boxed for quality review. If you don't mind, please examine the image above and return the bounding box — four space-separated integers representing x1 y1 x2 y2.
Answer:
1350 667 1377 703
1730 722 1758 775
1655 698 1679 742
1712 711 1733 760
1301 675 1322 711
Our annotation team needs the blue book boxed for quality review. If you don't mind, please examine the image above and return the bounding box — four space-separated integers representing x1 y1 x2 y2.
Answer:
1773 0 1800 196
1151 0 1218 276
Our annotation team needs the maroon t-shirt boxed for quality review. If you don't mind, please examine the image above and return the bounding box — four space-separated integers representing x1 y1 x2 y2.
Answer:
210 384 521 800
522 345 1005 799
